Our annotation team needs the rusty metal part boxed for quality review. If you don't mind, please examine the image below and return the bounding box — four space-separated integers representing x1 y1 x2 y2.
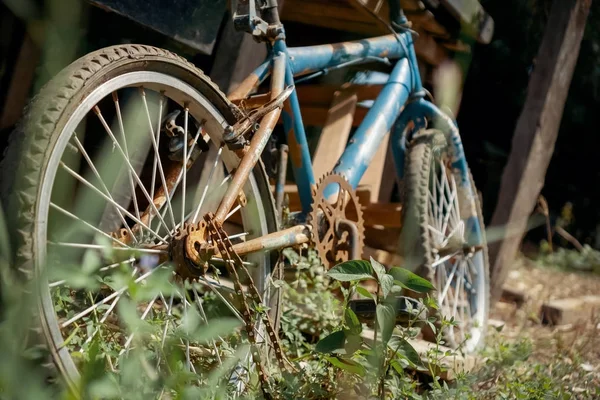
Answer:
214 53 286 224
231 224 310 255
111 228 131 243
336 218 361 261
180 221 309 265
163 109 184 137
308 172 365 268
232 93 271 111
228 72 262 103
223 85 294 149
169 221 214 280
275 144 289 219
203 212 292 394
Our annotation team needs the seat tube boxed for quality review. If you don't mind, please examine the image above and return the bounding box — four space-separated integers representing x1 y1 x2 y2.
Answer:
273 39 315 214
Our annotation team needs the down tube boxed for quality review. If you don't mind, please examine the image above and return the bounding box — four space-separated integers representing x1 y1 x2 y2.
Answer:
273 42 316 214
333 58 412 188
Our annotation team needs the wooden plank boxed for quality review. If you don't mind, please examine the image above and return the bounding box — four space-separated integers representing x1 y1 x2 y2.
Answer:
363 246 404 267
488 0 591 301
413 28 449 66
312 89 357 178
541 296 600 326
362 202 402 228
358 133 390 203
279 105 369 128
500 285 527 307
364 225 401 253
282 9 381 35
405 10 448 36
275 183 373 212
296 84 383 107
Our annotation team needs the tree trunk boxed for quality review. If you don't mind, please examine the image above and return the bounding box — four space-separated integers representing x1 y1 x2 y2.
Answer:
488 0 591 301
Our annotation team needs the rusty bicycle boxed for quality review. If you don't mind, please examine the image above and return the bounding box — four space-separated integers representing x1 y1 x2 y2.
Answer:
1 0 490 394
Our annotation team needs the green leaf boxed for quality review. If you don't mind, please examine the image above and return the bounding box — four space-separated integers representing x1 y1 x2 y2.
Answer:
370 257 387 282
345 332 363 354
356 286 375 301
388 267 435 293
376 302 396 346
316 330 346 354
325 356 366 376
370 257 393 297
191 318 241 344
344 308 362 335
327 260 375 282
390 358 405 375
388 335 423 367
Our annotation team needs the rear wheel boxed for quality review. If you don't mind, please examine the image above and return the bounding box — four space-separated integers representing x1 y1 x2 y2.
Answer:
1 45 279 393
400 130 489 352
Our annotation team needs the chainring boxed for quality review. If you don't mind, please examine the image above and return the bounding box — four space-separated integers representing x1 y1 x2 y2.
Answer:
308 172 365 268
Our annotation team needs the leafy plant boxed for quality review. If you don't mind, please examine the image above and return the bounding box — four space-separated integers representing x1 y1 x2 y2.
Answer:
313 257 433 399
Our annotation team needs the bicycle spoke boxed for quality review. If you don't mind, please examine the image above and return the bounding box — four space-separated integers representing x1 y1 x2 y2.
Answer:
156 292 175 369
113 92 142 241
139 88 176 228
182 107 189 227
120 295 159 355
71 135 138 244
192 286 222 365
439 260 459 305
49 257 136 288
59 162 168 245
93 106 173 237
154 123 204 236
451 261 464 321
224 204 242 222
227 232 250 241
49 242 166 254
192 145 223 223
50 202 129 248
77 267 139 352
149 94 164 227
60 266 161 328
184 290 191 371
196 278 244 322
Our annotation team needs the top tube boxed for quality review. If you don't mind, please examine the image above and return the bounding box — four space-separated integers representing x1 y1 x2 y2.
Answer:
286 33 411 76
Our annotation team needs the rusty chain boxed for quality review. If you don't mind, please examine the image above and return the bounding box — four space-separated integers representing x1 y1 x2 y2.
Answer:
202 212 292 397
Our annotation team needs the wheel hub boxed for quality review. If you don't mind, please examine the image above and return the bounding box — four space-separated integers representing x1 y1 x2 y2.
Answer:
168 220 216 280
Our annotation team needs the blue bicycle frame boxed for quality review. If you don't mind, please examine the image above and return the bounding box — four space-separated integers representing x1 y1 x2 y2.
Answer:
234 29 483 245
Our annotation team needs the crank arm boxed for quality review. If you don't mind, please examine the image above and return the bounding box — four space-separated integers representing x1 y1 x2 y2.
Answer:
230 224 311 256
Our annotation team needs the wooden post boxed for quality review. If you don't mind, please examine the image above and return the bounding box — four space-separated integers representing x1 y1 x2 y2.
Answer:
488 0 591 301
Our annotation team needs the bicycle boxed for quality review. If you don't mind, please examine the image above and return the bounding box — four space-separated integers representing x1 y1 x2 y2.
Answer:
1 0 489 394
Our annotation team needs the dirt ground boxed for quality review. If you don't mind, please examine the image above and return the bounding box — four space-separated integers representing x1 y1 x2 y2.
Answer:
488 256 600 390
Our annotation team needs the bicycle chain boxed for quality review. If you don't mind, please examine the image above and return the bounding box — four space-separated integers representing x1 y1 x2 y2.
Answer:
203 213 291 396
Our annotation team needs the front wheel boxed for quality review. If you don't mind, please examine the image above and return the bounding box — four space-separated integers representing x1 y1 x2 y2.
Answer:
1 45 280 394
400 129 489 352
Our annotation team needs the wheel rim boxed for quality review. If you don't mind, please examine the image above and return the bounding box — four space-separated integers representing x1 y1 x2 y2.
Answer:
427 156 486 352
34 71 274 387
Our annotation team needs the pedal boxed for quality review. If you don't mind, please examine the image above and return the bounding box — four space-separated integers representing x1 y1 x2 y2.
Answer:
349 296 427 326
